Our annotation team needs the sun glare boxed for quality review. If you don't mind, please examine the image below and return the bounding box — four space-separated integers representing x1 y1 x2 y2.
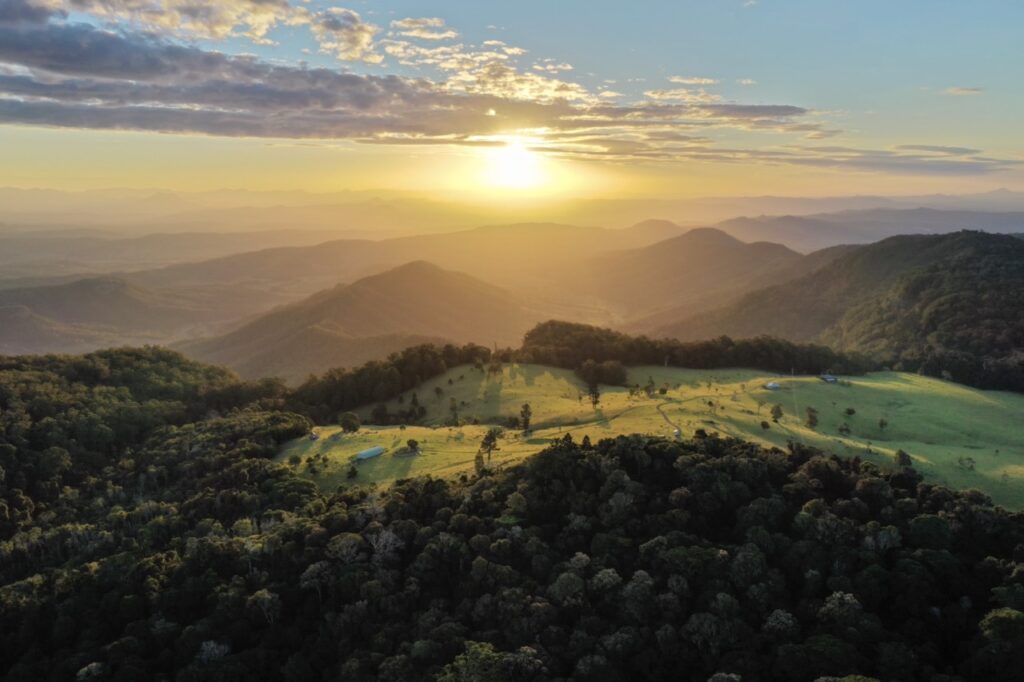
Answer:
483 137 547 190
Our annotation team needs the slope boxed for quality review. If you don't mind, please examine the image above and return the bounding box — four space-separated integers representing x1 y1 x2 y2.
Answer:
657 231 1016 344
179 261 539 381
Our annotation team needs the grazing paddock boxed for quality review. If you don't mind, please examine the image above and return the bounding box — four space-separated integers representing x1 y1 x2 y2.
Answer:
277 363 1024 508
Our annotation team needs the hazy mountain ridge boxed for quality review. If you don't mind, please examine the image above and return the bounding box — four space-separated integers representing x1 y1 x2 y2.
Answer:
178 261 540 381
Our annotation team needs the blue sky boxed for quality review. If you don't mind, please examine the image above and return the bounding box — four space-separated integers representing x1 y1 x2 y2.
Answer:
1 0 1021 195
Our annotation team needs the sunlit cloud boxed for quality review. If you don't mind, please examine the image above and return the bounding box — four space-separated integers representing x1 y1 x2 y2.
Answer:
668 76 718 85
0 1 1015 178
943 86 983 96
390 17 459 41
311 7 381 63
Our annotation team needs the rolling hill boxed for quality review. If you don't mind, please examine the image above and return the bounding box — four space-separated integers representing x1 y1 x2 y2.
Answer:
178 261 540 381
566 227 804 320
0 276 280 355
0 305 123 355
658 231 1024 389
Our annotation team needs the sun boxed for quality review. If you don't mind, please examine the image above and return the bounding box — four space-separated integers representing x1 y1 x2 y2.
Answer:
483 136 547 190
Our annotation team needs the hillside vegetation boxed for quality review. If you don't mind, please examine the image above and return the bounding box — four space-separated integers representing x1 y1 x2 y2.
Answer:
658 231 1024 390
1 347 1023 680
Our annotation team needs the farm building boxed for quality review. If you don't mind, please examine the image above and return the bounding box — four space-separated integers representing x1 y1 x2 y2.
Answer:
764 382 781 391
355 446 386 461
820 374 839 384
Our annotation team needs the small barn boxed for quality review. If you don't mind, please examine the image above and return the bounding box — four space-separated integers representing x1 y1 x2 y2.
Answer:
820 374 839 384
308 431 320 442
355 446 386 461
764 382 781 391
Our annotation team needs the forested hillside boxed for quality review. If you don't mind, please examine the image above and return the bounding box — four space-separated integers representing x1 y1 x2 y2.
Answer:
821 244 1024 390
659 231 1024 391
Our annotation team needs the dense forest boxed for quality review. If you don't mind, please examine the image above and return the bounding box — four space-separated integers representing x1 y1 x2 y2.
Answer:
821 241 1024 391
2 347 1023 680
519 321 874 378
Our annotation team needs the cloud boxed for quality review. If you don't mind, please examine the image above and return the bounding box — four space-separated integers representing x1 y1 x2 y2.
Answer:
737 78 756 86
62 0 303 43
0 0 61 25
311 7 381 63
0 11 1011 178
390 16 458 41
668 76 718 85
644 88 721 103
943 86 983 96
896 144 981 156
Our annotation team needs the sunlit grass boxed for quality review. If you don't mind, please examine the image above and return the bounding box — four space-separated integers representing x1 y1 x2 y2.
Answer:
277 363 1024 509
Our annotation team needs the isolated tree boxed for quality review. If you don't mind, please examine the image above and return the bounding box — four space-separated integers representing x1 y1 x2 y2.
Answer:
845 407 856 416
895 449 913 467
771 404 784 423
479 427 502 463
449 397 459 425
838 422 851 436
879 417 889 432
756 399 766 415
338 411 361 433
520 403 532 432
588 383 601 408
435 386 444 401
805 407 819 429
761 420 771 430
406 439 419 452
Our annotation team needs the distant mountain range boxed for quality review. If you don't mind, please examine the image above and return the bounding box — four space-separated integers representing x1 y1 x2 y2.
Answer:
3 209 1023 388
713 208 1024 252
5 186 1024 234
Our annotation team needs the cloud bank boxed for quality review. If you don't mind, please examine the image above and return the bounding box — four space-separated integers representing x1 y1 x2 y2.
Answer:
0 1 1014 176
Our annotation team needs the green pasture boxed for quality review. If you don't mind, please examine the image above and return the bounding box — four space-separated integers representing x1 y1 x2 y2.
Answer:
276 363 1024 509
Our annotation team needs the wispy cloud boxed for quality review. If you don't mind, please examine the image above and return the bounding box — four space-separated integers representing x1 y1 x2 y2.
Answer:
668 76 718 85
390 17 459 41
943 86 983 96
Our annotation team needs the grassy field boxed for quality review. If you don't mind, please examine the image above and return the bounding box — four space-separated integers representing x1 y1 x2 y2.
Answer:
276 363 1024 509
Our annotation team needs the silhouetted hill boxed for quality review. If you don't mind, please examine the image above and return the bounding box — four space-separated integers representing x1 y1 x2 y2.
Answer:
179 261 539 381
571 227 803 321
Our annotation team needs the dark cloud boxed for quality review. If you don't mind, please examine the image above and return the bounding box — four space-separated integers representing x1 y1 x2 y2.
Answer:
0 0 60 24
896 144 981 156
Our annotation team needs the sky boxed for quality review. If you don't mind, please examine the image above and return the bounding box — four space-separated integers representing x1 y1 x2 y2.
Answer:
0 0 1022 198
